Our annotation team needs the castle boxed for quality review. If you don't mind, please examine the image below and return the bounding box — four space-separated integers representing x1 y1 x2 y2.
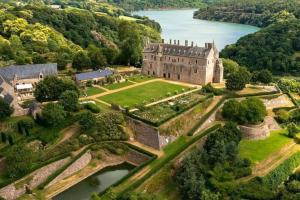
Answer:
142 39 223 85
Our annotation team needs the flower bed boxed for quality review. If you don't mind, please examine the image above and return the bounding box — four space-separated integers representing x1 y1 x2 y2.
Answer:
129 93 210 126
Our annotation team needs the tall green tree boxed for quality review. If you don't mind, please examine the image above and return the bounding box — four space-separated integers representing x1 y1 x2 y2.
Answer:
73 50 92 70
34 76 78 102
41 103 66 127
59 90 79 112
0 97 13 119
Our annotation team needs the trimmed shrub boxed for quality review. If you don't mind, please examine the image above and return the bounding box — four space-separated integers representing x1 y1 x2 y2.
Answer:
84 103 100 113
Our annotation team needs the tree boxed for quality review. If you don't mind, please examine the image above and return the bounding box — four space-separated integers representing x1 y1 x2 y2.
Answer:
222 97 267 124
73 50 92 71
6 144 35 178
287 122 299 138
1 132 6 143
118 21 143 66
41 103 66 127
59 90 79 112
34 76 78 102
252 70 273 84
226 67 251 91
222 58 240 79
0 97 13 119
79 111 97 131
87 44 107 68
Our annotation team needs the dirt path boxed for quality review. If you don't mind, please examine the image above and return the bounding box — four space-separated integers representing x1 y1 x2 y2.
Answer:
92 84 110 92
239 142 300 182
50 125 80 149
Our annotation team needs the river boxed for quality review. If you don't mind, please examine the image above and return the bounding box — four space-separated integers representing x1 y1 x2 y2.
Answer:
133 9 260 50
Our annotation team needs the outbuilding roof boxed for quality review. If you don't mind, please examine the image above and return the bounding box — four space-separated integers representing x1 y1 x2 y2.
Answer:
75 69 113 81
0 63 58 84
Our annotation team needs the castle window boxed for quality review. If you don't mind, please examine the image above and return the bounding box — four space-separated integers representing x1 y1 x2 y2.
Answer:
163 73 166 78
148 71 150 75
194 69 197 73
150 63 153 68
178 58 179 62
153 71 155 75
196 60 198 64
177 74 180 80
40 74 43 79
168 73 170 78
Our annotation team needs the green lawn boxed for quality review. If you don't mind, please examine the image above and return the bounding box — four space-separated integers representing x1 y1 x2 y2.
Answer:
81 87 105 97
128 75 155 83
104 81 134 90
239 129 292 164
99 81 189 108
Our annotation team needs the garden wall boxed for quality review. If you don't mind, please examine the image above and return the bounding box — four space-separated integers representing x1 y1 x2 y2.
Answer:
126 117 173 150
0 157 70 200
125 149 151 166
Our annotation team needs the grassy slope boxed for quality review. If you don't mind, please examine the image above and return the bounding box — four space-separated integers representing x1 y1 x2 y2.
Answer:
99 81 188 108
239 129 291 163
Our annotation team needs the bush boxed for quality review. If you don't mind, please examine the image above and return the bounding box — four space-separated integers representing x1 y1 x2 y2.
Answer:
276 109 290 123
262 152 300 189
79 111 97 131
84 103 100 113
0 97 13 119
287 122 299 138
59 90 79 112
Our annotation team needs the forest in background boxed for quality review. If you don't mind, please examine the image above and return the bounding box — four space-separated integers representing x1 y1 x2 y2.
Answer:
0 0 161 69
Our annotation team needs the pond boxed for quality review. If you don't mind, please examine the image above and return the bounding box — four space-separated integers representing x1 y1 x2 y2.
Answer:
53 163 134 200
133 9 260 50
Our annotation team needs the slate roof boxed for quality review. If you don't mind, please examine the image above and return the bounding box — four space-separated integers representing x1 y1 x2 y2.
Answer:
144 43 211 58
75 69 113 81
0 63 58 84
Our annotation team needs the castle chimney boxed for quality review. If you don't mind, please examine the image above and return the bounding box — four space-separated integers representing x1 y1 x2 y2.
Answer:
174 40 176 45
177 40 180 46
170 39 172 44
191 41 194 47
185 40 188 46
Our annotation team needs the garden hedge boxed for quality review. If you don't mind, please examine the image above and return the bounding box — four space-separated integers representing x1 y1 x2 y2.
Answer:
262 152 300 190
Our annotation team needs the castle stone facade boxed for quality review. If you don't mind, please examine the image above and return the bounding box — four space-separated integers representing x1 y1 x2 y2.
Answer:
142 40 223 85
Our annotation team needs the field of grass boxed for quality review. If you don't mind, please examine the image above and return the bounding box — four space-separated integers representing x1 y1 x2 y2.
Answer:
239 129 292 164
81 87 105 97
104 81 134 90
99 81 189 108
128 75 155 83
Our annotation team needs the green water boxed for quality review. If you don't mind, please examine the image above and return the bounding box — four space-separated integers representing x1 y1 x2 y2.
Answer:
53 163 133 200
133 9 260 50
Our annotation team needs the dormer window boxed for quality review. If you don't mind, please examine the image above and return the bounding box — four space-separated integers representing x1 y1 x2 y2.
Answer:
39 74 43 79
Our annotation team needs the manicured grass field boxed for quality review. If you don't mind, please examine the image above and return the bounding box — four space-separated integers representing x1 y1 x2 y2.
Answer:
128 75 155 83
239 129 291 164
104 81 134 90
99 81 189 108
81 87 105 97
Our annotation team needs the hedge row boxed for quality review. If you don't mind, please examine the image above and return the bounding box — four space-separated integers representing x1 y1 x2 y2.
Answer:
38 146 90 189
127 94 213 127
262 152 300 190
111 124 221 197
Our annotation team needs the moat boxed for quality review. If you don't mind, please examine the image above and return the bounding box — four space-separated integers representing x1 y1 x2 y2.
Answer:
133 9 260 50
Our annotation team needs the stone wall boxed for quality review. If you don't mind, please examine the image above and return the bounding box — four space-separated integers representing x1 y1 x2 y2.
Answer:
47 151 92 187
0 157 70 200
239 116 281 140
125 149 151 166
126 116 161 150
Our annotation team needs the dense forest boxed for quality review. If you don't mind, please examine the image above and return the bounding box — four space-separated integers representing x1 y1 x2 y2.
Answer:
0 0 161 69
194 0 300 75
194 0 300 27
221 18 300 74
109 0 210 11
